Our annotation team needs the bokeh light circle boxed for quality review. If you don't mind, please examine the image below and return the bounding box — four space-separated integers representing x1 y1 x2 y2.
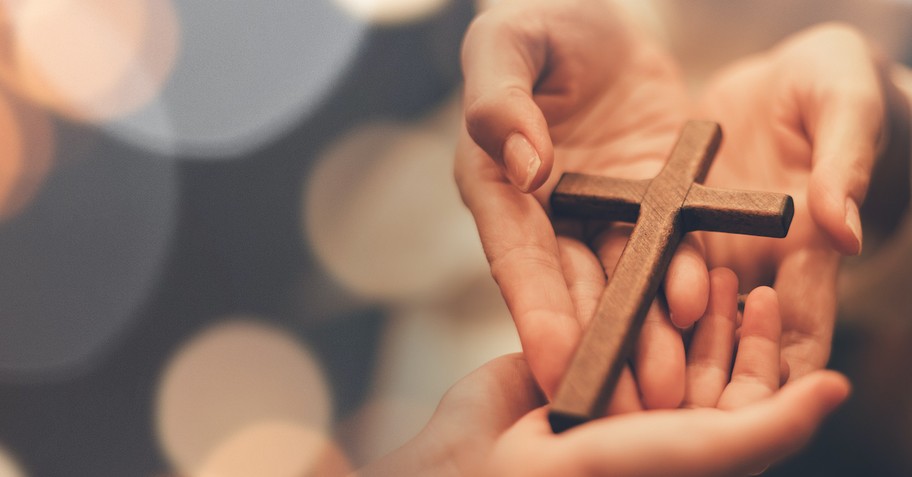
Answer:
0 130 177 379
197 421 351 477
0 0 179 122
0 86 54 222
104 0 367 158
304 100 486 303
156 318 332 477
0 446 27 477
334 0 452 25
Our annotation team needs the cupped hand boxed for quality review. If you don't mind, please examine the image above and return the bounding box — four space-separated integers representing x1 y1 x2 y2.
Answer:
695 23 888 379
456 0 708 410
361 270 851 477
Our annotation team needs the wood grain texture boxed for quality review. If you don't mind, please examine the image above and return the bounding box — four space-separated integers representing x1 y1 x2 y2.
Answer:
547 121 794 433
682 184 794 237
551 174 648 224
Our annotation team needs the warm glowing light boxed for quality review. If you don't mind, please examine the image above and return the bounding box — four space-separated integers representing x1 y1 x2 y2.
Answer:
197 421 351 477
304 99 487 302
344 302 520 464
156 319 332 477
661 0 910 86
0 446 26 477
0 87 54 222
334 0 451 25
0 0 179 122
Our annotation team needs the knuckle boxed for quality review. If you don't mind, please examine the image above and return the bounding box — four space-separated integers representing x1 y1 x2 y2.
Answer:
464 94 498 136
488 244 562 284
464 87 528 150
465 87 526 127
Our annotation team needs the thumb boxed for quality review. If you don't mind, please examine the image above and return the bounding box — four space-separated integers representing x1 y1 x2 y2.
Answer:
806 97 880 255
461 12 553 192
799 31 885 256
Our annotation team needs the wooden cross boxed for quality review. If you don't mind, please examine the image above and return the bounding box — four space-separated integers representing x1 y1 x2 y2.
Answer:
547 120 794 433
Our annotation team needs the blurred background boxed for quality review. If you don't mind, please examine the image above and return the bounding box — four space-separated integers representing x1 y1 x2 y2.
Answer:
0 1 910 476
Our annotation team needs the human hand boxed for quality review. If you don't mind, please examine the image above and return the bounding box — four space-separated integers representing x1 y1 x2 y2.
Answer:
694 23 889 379
455 0 709 410
359 270 851 477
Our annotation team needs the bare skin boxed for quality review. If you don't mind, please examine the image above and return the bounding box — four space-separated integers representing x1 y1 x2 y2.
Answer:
456 0 890 406
359 270 851 477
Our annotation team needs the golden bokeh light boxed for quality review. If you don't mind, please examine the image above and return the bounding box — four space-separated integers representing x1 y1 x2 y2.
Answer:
342 298 519 465
0 87 54 222
0 0 179 122
156 319 332 477
0 445 26 477
197 421 351 477
304 99 487 303
334 0 451 25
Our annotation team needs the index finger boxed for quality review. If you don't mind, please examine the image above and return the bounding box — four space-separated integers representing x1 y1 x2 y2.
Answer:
461 7 553 192
456 137 580 396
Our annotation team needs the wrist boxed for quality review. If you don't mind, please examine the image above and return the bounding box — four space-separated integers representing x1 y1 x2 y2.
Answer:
353 425 469 477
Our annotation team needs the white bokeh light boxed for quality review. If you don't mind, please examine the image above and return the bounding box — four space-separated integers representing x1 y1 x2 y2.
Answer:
335 0 452 25
103 0 367 157
0 134 177 380
156 318 332 477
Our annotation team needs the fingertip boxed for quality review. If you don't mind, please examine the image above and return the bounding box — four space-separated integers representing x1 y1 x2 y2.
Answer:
708 267 739 301
742 286 781 339
781 370 851 414
520 314 579 397
636 305 686 410
710 266 738 285
746 286 779 308
808 168 864 255
464 90 554 193
640 369 685 410
810 370 852 412
768 370 849 421
503 132 551 192
844 196 863 254
665 240 709 328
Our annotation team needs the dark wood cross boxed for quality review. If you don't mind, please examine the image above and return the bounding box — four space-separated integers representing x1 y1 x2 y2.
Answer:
547 120 794 433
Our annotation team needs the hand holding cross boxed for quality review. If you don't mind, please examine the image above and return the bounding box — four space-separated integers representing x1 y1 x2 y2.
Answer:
548 120 794 433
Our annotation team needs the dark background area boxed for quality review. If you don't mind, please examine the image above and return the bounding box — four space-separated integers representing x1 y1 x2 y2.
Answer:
0 1 910 476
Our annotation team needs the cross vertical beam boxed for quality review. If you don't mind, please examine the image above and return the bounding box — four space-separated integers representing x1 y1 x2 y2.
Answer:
548 121 793 433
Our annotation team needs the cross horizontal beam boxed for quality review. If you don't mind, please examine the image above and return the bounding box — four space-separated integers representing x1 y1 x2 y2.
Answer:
547 121 794 433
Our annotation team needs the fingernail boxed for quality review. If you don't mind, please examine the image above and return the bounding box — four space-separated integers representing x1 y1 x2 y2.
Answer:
503 133 541 192
845 198 863 255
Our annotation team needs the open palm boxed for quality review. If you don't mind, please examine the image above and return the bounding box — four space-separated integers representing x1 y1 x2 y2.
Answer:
695 24 886 379
456 0 704 410
360 273 851 477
